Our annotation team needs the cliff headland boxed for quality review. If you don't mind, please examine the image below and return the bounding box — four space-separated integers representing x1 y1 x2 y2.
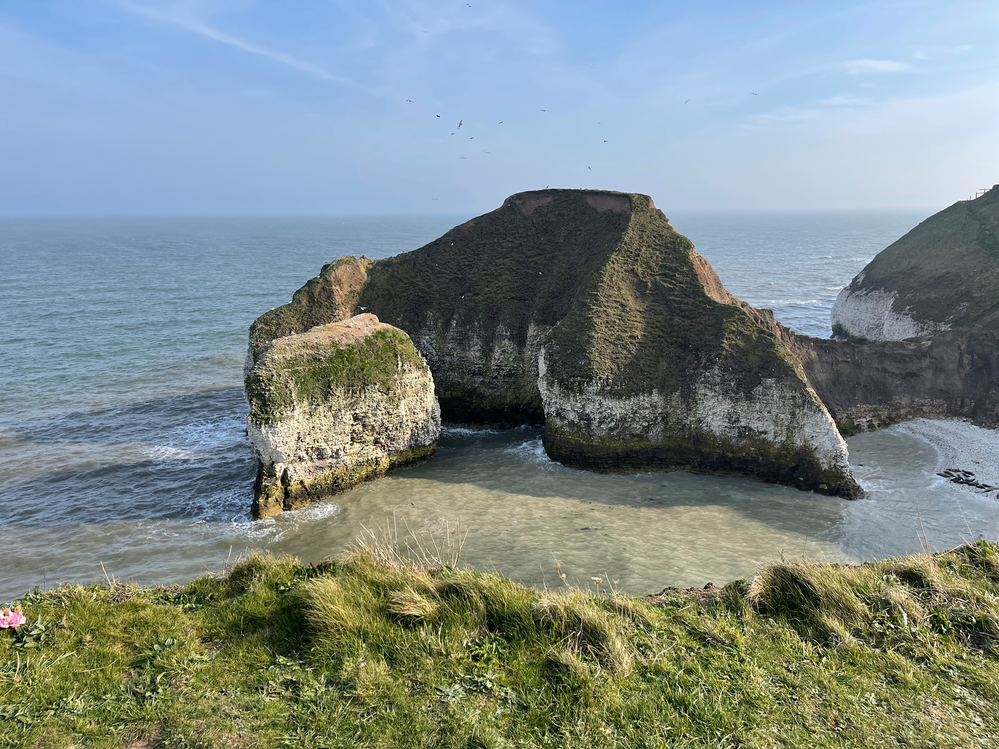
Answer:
246 189 861 515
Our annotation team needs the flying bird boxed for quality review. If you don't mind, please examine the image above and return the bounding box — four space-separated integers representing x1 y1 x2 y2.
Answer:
405 99 413 102
541 109 547 112
751 92 757 95
483 150 490 154
469 136 474 139
432 197 439 200
436 114 441 117
460 156 467 159
587 166 591 171
498 121 503 124
451 132 455 135
603 140 608 143
684 99 690 104
458 119 463 129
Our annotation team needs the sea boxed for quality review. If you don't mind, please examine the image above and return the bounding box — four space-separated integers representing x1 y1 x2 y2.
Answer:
2 210 997 601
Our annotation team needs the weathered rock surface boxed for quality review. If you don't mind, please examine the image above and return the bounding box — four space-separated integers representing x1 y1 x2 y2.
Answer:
248 190 861 499
832 185 999 342
245 314 440 518
796 313 999 433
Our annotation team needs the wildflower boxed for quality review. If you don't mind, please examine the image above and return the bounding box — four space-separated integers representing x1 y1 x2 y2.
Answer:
0 606 26 629
591 577 602 586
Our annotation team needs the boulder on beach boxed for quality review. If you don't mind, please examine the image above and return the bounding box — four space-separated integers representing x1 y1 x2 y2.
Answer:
248 189 861 500
832 185 999 342
245 314 440 519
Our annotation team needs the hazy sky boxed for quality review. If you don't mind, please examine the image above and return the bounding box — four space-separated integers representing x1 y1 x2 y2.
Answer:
2 1 997 215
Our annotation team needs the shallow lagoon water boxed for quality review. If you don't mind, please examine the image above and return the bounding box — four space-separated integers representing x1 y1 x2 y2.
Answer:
2 211 996 600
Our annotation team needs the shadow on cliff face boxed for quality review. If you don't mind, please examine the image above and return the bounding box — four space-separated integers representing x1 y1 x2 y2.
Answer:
0 388 256 527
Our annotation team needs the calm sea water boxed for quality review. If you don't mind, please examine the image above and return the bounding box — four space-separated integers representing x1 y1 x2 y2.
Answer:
3 210 996 601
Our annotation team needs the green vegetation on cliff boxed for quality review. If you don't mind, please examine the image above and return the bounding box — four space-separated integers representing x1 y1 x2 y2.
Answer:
843 185 999 330
4 540 999 748
246 326 426 426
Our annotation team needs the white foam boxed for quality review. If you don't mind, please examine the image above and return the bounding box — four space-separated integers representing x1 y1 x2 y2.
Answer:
173 417 246 450
505 438 558 469
442 426 501 437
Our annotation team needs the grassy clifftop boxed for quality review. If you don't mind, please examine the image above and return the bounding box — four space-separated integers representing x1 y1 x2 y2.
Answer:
843 185 999 330
4 540 999 747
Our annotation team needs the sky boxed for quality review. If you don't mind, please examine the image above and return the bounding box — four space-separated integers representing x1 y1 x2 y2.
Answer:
1 0 997 215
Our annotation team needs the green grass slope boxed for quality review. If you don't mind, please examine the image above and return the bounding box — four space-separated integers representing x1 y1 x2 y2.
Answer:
4 541 999 748
843 185 999 330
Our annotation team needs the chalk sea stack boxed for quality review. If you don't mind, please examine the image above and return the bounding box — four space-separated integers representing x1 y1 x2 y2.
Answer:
832 185 999 342
247 189 862 511
245 314 440 519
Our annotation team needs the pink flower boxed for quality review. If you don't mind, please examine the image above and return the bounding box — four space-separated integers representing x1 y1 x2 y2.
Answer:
0 607 26 629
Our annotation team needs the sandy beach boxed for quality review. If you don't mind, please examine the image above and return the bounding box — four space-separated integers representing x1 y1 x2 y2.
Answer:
894 418 999 498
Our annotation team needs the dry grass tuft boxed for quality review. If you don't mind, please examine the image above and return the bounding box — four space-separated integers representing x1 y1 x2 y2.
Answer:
532 589 632 675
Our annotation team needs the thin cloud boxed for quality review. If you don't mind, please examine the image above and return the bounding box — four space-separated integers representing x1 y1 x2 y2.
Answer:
113 1 364 88
844 59 911 74
818 95 873 107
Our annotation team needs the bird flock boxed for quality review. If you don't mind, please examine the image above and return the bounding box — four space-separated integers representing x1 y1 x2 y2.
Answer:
408 4 759 203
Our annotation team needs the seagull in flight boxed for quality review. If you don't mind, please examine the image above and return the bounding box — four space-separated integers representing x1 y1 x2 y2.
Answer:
603 140 608 143
498 121 503 124
460 156 467 159
458 119 463 129
405 99 413 103
436 114 440 118
469 136 474 139
751 92 758 95
684 99 690 104
587 166 591 171
540 109 547 112
432 197 439 200
483 150 490 154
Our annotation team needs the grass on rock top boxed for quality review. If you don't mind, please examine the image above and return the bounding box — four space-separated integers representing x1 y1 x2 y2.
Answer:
246 327 427 425
3 539 999 747
847 186 999 329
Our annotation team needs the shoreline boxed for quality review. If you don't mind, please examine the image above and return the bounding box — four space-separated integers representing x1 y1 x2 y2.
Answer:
892 417 999 498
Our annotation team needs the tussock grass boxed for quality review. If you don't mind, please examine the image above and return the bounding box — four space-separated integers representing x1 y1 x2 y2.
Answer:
4 541 999 747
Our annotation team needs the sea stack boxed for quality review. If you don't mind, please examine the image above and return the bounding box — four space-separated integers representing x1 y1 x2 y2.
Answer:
245 314 440 519
832 185 999 342
247 189 862 504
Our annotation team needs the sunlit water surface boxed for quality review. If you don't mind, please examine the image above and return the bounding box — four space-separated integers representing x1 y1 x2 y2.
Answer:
2 212 996 600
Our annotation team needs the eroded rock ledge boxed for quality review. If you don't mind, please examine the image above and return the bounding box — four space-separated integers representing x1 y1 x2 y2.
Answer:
247 190 862 505
245 314 440 518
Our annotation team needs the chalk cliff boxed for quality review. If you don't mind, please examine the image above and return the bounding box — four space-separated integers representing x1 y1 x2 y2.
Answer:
832 186 999 342
245 314 439 518
248 190 860 499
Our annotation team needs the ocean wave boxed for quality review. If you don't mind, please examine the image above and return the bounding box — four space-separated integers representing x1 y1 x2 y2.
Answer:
442 426 501 437
504 438 558 469
172 416 246 450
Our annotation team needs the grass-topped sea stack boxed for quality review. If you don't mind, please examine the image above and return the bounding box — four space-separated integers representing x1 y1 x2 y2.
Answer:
245 314 440 519
248 189 861 505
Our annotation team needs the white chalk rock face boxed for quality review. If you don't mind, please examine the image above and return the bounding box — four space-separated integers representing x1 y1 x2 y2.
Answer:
538 347 857 496
831 281 949 342
245 314 440 518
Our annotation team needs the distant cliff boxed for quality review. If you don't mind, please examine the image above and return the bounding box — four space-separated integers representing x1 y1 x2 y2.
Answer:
248 190 861 501
832 185 999 342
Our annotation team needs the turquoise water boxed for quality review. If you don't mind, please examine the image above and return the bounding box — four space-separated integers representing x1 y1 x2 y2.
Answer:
3 210 995 600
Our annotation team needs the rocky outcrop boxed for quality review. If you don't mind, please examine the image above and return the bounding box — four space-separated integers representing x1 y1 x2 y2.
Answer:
245 314 439 518
248 190 861 499
796 313 999 433
832 185 999 342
